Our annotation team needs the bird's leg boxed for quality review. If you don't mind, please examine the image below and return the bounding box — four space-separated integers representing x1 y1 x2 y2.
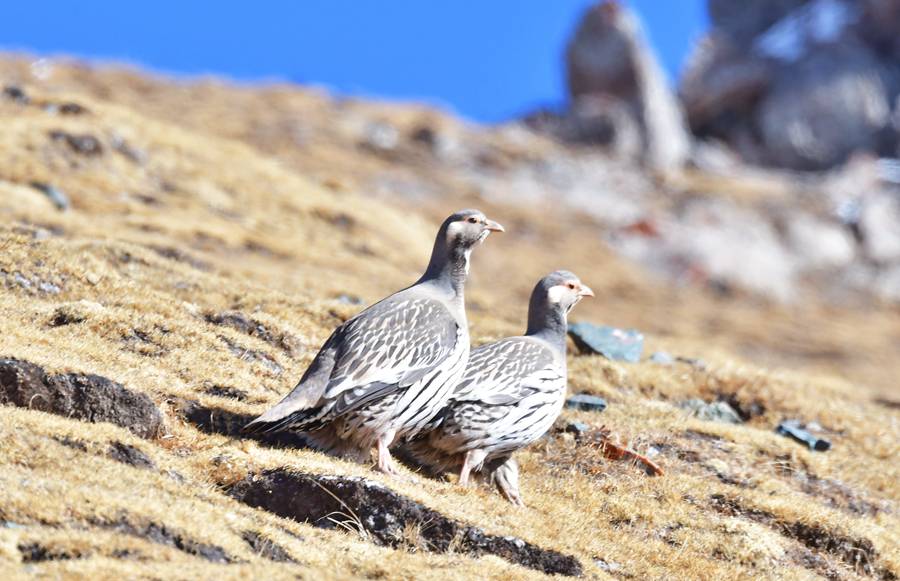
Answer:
491 456 525 506
458 449 487 487
375 429 399 475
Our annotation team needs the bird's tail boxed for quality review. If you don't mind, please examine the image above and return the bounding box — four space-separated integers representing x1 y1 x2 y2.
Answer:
241 406 322 436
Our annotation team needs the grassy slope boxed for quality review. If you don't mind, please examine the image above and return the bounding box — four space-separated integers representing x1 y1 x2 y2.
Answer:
0 58 898 580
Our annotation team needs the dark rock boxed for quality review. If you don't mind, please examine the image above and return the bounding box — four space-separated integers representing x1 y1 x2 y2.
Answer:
756 41 898 170
29 182 69 211
228 469 582 576
100 518 232 563
54 436 88 451
173 398 311 449
3 85 29 104
776 420 831 451
148 245 211 271
680 34 773 132
220 336 283 375
709 494 893 578
565 394 608 413
49 130 104 156
241 531 296 563
107 441 155 470
707 0 809 47
58 102 88 115
0 358 163 438
564 421 590 437
202 384 249 402
207 311 297 355
18 542 74 563
568 322 644 362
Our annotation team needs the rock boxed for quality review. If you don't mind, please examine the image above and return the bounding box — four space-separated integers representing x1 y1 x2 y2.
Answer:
529 96 642 158
241 531 296 563
565 1 691 171
859 192 900 263
678 399 743 424
49 130 104 156
680 34 773 132
107 441 155 470
650 351 675 365
776 419 831 451
565 394 608 413
564 421 590 436
708 0 810 47
205 311 298 355
29 182 69 211
2 85 29 104
786 214 856 270
228 469 582 576
50 300 105 327
568 322 644 362
0 358 163 438
874 263 900 301
100 518 232 563
756 41 898 170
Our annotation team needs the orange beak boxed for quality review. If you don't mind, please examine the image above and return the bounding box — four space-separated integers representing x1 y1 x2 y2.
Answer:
484 219 505 233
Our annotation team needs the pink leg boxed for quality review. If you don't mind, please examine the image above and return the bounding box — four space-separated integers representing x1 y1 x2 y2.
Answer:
375 429 399 475
458 449 487 487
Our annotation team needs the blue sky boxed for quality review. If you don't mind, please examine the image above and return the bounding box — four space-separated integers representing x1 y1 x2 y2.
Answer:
0 1 707 122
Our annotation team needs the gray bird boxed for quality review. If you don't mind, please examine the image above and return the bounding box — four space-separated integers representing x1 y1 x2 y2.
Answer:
405 271 593 504
243 209 504 475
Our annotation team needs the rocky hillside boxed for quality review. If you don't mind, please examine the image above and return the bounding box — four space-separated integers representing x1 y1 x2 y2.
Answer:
0 55 898 580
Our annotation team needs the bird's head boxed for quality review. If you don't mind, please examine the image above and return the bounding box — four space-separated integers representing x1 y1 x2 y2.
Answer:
536 270 594 316
442 209 505 249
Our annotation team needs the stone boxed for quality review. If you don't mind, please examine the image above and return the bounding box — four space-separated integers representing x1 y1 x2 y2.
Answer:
859 192 900 263
229 469 582 576
755 41 897 170
568 322 644 362
786 214 856 270
565 1 690 171
48 130 104 156
29 182 69 211
776 420 831 451
565 394 608 413
107 441 155 470
650 351 675 365
678 399 743 424
0 358 163 438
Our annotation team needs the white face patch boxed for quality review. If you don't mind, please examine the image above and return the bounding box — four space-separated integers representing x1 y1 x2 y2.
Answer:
547 285 568 304
446 220 464 242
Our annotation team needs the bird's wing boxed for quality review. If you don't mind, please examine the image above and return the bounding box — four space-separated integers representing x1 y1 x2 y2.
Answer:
247 295 460 430
452 338 556 405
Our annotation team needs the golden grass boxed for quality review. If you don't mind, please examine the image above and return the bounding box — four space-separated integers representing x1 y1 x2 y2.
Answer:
0 57 898 579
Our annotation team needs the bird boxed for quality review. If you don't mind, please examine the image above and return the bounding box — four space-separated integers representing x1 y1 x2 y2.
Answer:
243 209 504 475
404 270 593 504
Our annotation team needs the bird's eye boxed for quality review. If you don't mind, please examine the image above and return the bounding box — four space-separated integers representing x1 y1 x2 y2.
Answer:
467 216 479 224
567 282 577 290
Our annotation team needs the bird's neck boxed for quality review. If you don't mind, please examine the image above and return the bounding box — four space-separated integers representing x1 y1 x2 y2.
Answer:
526 305 568 354
420 239 470 298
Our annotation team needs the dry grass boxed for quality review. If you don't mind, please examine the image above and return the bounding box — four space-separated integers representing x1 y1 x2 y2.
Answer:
0 56 898 579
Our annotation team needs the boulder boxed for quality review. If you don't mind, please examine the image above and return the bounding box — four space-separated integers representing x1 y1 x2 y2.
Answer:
0 358 163 438
859 192 900 262
756 41 898 170
565 1 691 171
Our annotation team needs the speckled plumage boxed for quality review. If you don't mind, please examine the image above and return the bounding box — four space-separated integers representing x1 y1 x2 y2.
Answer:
405 270 592 502
243 210 503 474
